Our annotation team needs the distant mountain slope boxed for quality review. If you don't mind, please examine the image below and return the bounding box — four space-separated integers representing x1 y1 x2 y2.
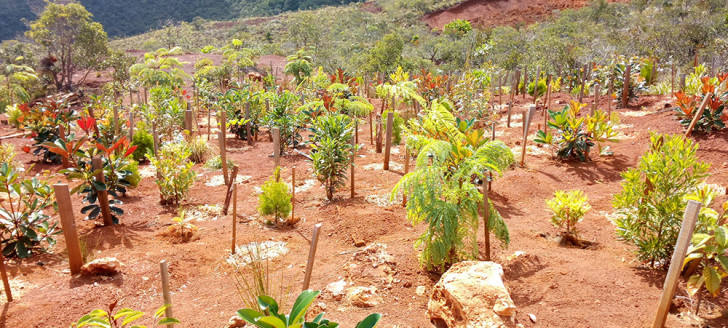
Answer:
0 0 364 41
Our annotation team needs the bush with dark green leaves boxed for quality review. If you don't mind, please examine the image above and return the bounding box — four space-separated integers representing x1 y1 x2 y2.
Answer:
310 114 355 201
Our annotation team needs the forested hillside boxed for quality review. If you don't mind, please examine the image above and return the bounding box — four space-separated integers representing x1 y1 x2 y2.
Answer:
0 0 364 41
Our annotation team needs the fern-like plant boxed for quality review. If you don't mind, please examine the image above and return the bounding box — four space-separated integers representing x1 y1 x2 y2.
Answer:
392 100 514 273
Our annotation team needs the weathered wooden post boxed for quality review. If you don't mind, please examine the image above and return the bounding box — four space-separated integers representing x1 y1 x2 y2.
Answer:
522 66 528 98
53 184 84 275
160 260 174 328
302 223 322 290
685 93 712 138
152 122 159 157
671 63 675 97
222 166 239 215
607 78 614 115
350 135 356 198
291 166 296 222
128 111 134 141
403 147 409 206
591 83 600 115
482 169 491 261
113 106 120 137
231 184 237 254
545 83 552 129
369 111 374 145
375 115 383 153
507 101 513 128
245 102 253 146
273 127 281 169
0 253 11 302
520 105 537 167
579 64 587 103
652 200 701 328
621 64 631 108
207 106 212 140
220 131 229 186
184 110 193 136
680 73 687 91
92 157 114 227
491 123 496 141
383 112 394 171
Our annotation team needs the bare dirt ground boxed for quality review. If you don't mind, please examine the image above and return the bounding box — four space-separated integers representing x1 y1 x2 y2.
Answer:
1 90 728 327
423 0 629 30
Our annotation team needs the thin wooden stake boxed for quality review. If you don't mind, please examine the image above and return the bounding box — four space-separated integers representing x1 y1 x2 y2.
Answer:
273 127 281 169
403 147 409 206
184 110 193 136
383 112 393 171
520 105 537 167
375 115 383 153
53 184 84 275
152 122 159 158
593 83 601 115
159 260 174 328
507 101 513 128
685 93 712 138
652 200 702 328
231 184 237 254
483 170 491 261
621 64 631 109
369 111 373 145
220 131 229 186
291 166 296 222
245 102 253 146
128 111 134 141
222 166 239 215
0 253 11 302
92 157 113 227
302 223 323 290
113 106 120 137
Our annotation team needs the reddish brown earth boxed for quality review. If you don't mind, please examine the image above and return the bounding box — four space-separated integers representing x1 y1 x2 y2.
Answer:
423 0 629 30
1 91 728 327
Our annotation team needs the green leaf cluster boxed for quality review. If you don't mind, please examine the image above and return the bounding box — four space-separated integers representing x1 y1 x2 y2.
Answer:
310 114 355 201
546 190 591 237
613 133 712 268
259 168 293 226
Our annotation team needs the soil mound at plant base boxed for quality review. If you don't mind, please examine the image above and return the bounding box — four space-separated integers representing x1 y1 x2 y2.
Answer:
423 0 628 30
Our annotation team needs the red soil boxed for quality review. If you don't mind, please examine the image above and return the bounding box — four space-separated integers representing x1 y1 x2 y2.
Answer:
0 92 727 327
423 0 629 30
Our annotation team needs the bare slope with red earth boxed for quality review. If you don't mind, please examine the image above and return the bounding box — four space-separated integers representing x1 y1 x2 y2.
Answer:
424 0 628 30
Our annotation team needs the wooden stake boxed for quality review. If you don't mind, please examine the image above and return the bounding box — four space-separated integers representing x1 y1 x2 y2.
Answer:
0 253 11 302
159 260 174 328
520 105 537 167
522 65 528 98
680 73 687 91
685 93 712 138
231 184 237 254
621 64 631 109
491 123 496 140
369 111 374 145
53 184 84 275
652 200 702 328
403 147 409 206
302 223 322 290
375 115 383 153
383 112 393 171
92 157 113 227
128 111 134 141
184 110 193 136
291 166 296 222
245 102 253 146
113 106 119 137
591 83 600 115
152 122 159 158
220 131 229 186
207 106 211 140
273 127 281 169
607 78 614 115
579 64 587 103
350 135 355 198
483 170 491 261
507 101 513 128
222 166 239 215
671 63 675 97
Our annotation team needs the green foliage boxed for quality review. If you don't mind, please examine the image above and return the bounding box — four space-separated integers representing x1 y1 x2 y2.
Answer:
125 158 142 188
131 124 155 162
444 19 472 38
265 91 303 153
237 290 381 328
26 2 108 91
205 155 235 170
284 48 313 85
673 76 727 134
613 133 712 268
168 208 198 238
365 32 404 74
534 101 619 162
258 168 293 226
0 144 16 169
527 78 547 98
310 114 355 201
148 141 197 205
0 163 59 258
546 190 591 237
683 202 728 301
393 101 514 273
71 301 179 328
